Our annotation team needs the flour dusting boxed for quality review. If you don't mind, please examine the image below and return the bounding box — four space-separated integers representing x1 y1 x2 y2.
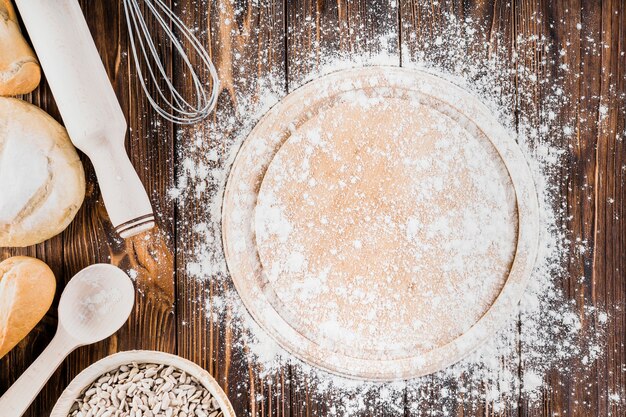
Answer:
242 68 526 378
170 6 622 415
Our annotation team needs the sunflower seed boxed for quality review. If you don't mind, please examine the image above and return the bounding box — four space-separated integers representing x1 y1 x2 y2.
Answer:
68 363 223 417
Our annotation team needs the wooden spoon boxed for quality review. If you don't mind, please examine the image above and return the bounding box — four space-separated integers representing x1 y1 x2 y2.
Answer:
0 264 135 416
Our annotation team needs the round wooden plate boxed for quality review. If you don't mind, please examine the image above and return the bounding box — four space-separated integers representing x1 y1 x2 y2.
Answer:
222 66 539 381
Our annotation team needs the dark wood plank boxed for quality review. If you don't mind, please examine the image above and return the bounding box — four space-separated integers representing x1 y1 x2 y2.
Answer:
510 2 579 416
287 0 398 90
109 0 177 355
586 3 626 415
173 2 286 417
518 1 626 416
514 0 574 416
596 6 626 417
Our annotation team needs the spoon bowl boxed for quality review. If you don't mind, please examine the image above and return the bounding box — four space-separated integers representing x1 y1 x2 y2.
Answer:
0 263 135 417
59 264 135 344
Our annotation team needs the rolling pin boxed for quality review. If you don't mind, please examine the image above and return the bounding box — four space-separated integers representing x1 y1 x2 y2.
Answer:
14 0 154 238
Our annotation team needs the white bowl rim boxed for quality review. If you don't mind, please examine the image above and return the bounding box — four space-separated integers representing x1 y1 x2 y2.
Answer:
50 350 236 417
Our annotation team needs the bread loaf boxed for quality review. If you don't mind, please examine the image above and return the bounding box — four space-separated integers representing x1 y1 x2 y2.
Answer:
0 256 56 359
0 0 41 95
0 97 86 247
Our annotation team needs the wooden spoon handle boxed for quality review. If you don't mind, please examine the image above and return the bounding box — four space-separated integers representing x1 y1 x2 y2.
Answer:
0 331 77 416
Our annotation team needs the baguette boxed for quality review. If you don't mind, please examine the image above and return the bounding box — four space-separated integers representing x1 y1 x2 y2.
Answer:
0 256 56 359
0 0 41 95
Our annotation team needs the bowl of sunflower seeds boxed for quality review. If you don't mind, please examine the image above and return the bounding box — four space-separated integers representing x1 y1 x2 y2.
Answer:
50 350 235 417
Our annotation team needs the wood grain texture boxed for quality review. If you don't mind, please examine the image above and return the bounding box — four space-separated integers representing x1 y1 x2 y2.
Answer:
173 2 286 417
515 1 625 417
1 1 625 416
287 0 399 89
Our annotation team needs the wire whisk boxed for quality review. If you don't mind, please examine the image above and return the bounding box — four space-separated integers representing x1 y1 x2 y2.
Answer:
122 0 219 125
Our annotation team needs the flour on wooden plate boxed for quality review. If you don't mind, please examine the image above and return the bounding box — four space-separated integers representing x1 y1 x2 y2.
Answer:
255 93 517 355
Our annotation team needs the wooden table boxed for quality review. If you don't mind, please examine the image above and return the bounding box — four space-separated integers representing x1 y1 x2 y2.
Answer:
1 0 624 416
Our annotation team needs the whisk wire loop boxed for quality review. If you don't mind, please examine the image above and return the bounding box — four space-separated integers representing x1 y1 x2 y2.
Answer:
122 0 219 125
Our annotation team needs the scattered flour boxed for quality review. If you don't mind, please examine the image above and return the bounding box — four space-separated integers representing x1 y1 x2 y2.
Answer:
168 6 623 416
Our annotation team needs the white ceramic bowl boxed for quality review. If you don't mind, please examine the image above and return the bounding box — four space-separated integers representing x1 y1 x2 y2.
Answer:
50 350 236 417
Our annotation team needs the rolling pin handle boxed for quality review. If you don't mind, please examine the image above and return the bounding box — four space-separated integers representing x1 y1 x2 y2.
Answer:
89 141 155 238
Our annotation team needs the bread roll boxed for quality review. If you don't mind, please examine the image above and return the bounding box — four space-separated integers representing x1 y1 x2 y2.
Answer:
0 256 56 359
0 98 85 247
0 0 41 95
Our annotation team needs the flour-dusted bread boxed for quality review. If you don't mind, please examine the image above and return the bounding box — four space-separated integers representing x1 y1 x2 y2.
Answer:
0 256 56 359
0 0 41 95
0 98 85 247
